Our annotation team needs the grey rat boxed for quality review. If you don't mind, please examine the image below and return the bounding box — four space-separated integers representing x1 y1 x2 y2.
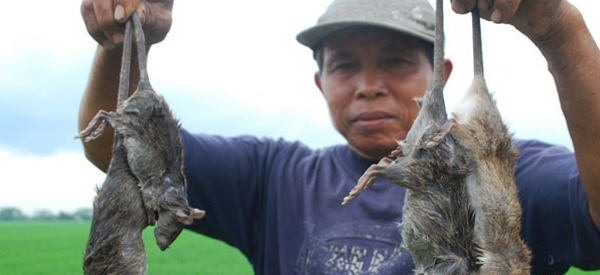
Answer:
80 13 204 274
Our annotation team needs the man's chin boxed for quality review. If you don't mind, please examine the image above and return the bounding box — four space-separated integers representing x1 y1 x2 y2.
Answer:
348 139 398 161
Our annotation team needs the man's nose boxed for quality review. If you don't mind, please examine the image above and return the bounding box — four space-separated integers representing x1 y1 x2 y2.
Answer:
356 69 388 99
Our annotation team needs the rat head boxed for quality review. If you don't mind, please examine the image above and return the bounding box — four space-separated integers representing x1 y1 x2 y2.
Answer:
153 176 205 250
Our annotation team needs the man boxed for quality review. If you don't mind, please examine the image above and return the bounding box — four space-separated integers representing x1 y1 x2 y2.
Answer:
79 0 600 274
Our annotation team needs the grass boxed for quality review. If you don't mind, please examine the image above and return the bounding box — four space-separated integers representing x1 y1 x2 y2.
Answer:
0 221 252 275
0 221 597 275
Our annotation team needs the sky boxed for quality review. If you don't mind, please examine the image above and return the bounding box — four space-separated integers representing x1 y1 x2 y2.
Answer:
1 0 599 215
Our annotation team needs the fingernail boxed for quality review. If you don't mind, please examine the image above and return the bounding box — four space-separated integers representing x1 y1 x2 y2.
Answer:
491 10 502 23
114 5 125 22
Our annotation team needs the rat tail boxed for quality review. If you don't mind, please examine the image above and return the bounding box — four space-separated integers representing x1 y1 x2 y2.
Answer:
472 8 484 79
417 0 447 126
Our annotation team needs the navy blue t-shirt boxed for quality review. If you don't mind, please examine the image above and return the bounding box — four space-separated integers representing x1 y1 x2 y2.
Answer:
181 130 600 275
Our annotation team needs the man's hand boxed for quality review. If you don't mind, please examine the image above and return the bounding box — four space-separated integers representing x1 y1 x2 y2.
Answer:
450 0 568 44
81 0 174 50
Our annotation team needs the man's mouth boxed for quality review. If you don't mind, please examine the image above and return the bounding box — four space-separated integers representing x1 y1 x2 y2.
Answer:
353 111 395 129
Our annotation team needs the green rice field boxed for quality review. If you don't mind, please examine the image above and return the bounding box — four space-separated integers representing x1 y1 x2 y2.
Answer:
0 221 252 275
0 221 597 275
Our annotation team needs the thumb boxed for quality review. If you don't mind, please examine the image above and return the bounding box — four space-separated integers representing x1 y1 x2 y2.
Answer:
114 0 140 23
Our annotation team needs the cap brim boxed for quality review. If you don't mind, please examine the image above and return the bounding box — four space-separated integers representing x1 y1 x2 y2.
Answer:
296 20 434 49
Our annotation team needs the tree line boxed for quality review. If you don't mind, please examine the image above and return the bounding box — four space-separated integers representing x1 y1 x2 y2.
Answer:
0 206 92 221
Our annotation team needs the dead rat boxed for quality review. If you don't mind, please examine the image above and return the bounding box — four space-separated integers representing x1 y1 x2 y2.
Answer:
343 0 476 273
342 1 531 274
80 13 204 274
452 7 532 275
83 134 149 275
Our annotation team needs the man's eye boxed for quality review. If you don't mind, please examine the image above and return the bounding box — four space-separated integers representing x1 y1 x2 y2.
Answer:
384 57 408 66
334 62 358 71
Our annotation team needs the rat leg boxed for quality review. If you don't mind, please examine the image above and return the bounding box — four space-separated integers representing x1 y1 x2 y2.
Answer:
342 147 404 205
342 156 395 205
426 119 457 148
77 110 117 141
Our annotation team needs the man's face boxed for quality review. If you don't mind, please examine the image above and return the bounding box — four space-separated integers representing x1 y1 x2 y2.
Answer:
315 27 438 160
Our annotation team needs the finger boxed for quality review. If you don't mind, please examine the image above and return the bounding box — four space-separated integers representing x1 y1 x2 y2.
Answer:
114 0 140 23
451 0 477 14
113 0 140 44
477 0 493 12
92 0 121 45
140 1 174 44
136 2 147 26
476 0 494 20
491 0 521 23
81 0 116 50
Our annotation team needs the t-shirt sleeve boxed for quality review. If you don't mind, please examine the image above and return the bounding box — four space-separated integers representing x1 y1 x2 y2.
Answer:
514 139 600 274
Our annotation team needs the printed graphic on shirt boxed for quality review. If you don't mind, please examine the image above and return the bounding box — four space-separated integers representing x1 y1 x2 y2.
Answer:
295 222 414 275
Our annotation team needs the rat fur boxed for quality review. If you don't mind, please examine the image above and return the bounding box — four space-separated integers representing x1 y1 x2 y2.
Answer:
342 1 531 274
80 13 204 274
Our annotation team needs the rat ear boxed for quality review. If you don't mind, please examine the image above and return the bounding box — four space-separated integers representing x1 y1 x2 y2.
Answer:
124 106 141 116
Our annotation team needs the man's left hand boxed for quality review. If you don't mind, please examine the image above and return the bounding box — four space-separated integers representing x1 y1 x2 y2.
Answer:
450 0 568 44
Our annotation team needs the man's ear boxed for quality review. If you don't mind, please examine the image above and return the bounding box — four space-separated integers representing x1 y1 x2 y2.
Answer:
442 59 453 86
314 72 324 94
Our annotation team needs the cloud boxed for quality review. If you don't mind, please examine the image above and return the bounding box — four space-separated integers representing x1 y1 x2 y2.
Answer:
0 60 90 154
0 1 96 154
0 146 104 215
2 0 592 156
3 0 598 212
0 1 94 69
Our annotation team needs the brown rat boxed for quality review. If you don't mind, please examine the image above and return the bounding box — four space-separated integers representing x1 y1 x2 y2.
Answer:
342 1 531 274
452 8 532 275
80 13 204 274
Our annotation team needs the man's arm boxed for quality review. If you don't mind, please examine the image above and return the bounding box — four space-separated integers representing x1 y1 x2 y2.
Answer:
79 0 173 171
78 46 139 172
538 3 600 232
452 0 600 231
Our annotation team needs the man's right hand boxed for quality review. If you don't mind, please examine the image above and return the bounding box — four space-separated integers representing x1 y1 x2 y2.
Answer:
81 0 174 50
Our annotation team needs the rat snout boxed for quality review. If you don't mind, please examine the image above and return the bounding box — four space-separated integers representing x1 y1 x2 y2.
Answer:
176 208 206 225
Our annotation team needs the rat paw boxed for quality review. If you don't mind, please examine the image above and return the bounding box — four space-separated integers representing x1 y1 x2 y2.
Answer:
77 110 115 141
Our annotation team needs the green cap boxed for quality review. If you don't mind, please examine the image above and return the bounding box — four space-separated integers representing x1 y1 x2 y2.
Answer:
297 0 435 49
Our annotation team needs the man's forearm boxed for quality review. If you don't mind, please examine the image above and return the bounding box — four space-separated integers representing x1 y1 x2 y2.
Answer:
78 45 141 172
535 3 600 231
